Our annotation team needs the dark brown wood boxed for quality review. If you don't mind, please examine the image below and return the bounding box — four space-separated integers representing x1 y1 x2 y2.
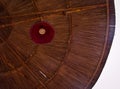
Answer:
0 0 115 89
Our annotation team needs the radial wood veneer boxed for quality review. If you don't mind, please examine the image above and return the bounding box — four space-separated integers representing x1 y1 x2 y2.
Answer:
0 0 115 89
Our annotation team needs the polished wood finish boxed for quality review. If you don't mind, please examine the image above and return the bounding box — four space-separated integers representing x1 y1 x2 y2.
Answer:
0 0 115 89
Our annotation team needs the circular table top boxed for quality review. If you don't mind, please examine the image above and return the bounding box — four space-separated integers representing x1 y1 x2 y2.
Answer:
0 0 115 89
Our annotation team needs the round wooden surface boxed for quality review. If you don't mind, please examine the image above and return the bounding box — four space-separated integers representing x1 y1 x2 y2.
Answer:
0 0 115 89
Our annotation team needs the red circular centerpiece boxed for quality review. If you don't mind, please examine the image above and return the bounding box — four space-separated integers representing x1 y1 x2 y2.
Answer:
30 21 55 44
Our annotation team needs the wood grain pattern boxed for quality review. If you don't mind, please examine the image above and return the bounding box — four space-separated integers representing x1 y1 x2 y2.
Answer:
0 0 115 89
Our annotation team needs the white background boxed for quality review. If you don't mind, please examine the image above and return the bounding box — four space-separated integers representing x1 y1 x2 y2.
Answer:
93 0 120 89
